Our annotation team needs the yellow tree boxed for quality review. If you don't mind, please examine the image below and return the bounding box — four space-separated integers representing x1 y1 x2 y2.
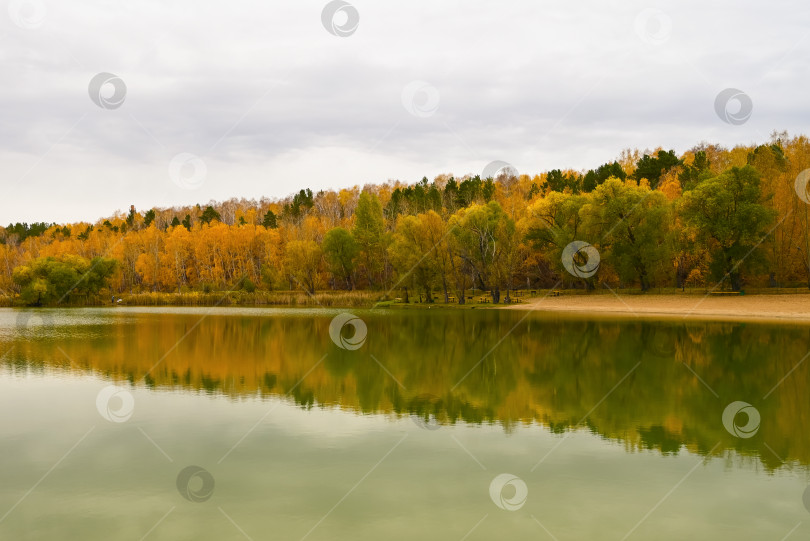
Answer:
134 225 163 291
284 240 322 294
161 225 194 292
390 214 440 302
783 135 810 286
449 201 515 303
257 227 283 289
194 223 227 287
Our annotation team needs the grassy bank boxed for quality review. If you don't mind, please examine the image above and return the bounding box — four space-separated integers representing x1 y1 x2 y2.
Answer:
2 287 809 310
118 290 384 308
118 287 810 309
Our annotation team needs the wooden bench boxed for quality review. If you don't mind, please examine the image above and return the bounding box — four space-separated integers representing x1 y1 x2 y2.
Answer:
709 291 741 296
548 290 561 297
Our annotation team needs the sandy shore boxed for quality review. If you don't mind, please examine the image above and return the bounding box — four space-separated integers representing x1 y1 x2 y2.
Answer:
503 293 810 324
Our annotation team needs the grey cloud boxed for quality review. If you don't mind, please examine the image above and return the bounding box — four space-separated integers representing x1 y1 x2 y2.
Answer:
2 0 810 223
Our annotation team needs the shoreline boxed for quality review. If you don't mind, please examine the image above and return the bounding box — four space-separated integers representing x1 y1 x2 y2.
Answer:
502 293 810 324
4 291 810 325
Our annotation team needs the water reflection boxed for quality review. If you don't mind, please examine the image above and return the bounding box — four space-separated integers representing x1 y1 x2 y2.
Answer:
2 307 809 470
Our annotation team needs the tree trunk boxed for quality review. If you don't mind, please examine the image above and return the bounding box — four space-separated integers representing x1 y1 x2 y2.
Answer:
727 257 741 291
639 269 650 292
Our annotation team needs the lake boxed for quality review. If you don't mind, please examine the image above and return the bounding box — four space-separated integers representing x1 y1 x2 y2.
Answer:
0 307 808 540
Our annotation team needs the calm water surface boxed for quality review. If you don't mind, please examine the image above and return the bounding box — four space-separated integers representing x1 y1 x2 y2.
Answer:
1 307 809 540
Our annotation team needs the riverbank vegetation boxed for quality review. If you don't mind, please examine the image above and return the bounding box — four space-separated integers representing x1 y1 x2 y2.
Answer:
119 290 382 308
2 132 810 306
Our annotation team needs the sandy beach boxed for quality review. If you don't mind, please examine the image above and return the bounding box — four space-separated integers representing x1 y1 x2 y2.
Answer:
504 293 810 323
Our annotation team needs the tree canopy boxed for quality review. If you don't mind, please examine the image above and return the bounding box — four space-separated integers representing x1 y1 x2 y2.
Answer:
1 133 809 303
12 256 117 305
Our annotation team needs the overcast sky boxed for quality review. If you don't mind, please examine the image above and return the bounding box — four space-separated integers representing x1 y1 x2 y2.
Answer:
2 0 809 224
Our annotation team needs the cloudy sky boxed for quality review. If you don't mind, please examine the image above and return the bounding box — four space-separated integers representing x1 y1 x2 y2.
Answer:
2 0 809 223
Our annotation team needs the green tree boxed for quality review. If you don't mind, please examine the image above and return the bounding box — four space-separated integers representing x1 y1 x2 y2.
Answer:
282 189 314 223
322 227 358 289
679 166 776 291
262 210 278 229
352 192 388 288
449 201 514 303
1 222 52 244
390 215 440 302
678 150 712 190
77 225 93 241
12 256 118 306
200 206 221 225
239 277 256 292
582 161 627 192
632 150 681 188
525 191 589 287
126 206 137 228
581 178 672 291
544 169 581 193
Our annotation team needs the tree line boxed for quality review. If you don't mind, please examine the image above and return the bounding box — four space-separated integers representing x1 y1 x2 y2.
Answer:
2 132 810 305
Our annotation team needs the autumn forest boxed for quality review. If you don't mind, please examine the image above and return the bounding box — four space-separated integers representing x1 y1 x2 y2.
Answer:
3 132 810 306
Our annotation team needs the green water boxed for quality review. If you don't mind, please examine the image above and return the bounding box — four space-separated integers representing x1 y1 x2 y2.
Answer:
0 307 809 540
